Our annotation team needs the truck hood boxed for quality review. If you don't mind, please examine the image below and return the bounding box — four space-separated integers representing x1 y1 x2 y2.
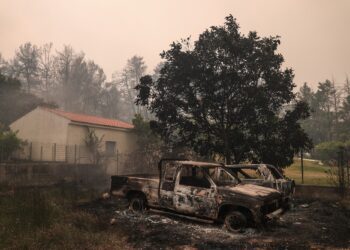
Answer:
225 183 281 200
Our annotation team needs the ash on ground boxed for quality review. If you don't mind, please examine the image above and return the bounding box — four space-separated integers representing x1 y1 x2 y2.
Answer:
79 197 350 249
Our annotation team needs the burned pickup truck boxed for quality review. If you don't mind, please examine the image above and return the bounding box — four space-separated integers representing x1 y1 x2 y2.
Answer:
110 159 284 232
225 164 295 206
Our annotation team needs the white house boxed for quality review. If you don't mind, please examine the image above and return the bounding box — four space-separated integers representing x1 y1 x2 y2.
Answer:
10 107 138 167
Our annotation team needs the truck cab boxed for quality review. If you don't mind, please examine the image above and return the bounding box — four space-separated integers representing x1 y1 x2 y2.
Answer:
225 164 295 206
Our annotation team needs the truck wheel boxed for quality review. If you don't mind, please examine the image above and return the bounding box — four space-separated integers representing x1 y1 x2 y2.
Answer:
224 211 247 233
129 195 146 212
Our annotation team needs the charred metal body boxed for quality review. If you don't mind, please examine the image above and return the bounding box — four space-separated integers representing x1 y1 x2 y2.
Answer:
225 164 295 206
110 160 285 232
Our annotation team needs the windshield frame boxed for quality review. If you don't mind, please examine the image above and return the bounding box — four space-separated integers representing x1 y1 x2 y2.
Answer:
205 166 242 186
225 164 284 180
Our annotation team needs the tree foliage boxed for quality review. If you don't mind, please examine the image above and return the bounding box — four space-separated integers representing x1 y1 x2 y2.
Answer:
1 43 156 123
113 55 148 120
313 140 350 162
0 73 56 126
53 46 107 114
136 15 312 167
132 114 163 152
298 78 350 146
0 124 22 161
39 43 54 99
12 42 41 93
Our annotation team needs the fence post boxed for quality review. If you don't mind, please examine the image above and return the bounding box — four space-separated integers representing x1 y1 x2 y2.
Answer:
116 150 119 175
53 143 56 162
74 145 77 164
340 149 345 191
347 150 349 188
0 165 5 182
29 142 32 161
337 148 346 195
344 148 349 188
27 165 33 180
40 145 43 161
74 164 78 204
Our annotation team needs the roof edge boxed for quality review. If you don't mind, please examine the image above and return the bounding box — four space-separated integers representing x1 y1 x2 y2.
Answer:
69 121 134 132
39 107 134 130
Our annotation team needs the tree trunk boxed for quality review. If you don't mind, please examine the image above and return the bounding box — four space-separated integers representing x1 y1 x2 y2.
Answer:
224 134 231 164
225 152 231 164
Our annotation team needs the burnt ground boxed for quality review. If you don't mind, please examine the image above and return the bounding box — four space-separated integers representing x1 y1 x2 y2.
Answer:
79 198 350 250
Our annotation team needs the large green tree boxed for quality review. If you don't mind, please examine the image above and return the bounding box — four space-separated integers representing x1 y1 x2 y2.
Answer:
136 15 312 167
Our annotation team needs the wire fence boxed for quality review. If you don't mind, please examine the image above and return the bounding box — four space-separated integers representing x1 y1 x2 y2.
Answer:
0 163 109 189
1 141 350 195
4 142 92 164
0 141 160 177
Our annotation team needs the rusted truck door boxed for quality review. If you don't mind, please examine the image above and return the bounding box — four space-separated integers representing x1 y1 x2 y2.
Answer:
173 166 217 219
159 163 178 209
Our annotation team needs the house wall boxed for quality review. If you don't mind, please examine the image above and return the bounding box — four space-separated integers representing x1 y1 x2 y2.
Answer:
10 107 70 144
66 123 138 173
10 108 70 161
66 123 137 152
9 108 139 174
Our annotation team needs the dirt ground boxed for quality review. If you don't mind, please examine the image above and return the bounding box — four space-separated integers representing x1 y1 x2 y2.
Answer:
79 197 350 250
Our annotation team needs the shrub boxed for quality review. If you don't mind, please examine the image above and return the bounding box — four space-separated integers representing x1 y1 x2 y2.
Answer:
313 140 350 161
0 124 22 161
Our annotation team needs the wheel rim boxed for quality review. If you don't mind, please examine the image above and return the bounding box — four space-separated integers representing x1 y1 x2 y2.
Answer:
131 199 142 211
226 214 245 231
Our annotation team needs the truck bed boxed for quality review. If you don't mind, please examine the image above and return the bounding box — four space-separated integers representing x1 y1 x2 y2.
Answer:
110 175 160 205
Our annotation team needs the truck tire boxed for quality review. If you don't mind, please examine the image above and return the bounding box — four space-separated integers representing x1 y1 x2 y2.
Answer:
129 195 146 212
224 211 247 233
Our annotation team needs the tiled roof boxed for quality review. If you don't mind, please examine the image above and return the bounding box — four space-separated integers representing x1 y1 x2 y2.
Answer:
42 107 134 129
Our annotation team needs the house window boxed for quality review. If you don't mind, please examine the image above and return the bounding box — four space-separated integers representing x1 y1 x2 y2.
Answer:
105 141 116 155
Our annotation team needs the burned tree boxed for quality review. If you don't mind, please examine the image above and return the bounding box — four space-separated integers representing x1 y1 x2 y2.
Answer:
12 42 41 93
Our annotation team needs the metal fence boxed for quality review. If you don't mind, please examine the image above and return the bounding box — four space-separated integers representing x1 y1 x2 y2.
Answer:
6 142 94 164
0 163 109 189
0 141 160 176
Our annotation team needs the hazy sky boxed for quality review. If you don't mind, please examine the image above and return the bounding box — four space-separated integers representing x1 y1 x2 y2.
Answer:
0 0 349 89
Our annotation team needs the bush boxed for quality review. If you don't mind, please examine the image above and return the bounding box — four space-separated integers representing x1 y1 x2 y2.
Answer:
313 140 350 161
0 124 22 161
313 140 350 195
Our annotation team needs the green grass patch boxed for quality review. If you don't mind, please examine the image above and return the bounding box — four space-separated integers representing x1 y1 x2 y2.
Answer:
285 159 333 186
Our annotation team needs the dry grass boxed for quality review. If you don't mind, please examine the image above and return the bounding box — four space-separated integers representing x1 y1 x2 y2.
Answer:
0 184 129 250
